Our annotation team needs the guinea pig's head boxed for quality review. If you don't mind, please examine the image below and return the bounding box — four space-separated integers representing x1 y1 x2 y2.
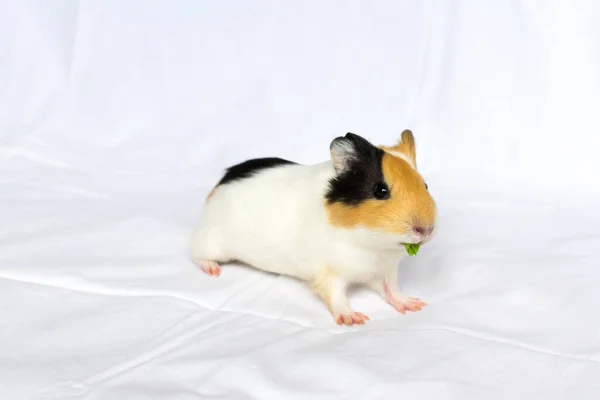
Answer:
325 130 437 250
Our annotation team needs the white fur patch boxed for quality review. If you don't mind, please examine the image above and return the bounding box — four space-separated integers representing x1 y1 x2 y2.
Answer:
190 160 406 286
386 149 416 169
329 277 349 313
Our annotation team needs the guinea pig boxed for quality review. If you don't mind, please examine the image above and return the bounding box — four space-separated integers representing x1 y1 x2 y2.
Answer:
190 129 437 326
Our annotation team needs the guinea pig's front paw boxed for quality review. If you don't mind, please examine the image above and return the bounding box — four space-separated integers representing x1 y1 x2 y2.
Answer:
387 296 427 314
199 260 222 277
334 311 370 326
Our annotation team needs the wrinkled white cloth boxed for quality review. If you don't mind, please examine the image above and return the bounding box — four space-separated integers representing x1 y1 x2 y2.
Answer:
1 1 599 399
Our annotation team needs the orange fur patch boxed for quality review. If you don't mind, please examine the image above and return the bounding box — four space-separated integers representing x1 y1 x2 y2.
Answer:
326 151 436 235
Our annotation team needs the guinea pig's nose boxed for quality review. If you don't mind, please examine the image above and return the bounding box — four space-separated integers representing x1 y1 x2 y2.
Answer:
414 225 434 236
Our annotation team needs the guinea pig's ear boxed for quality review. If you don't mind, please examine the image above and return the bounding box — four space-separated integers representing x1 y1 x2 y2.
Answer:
330 132 373 174
394 129 417 166
330 134 359 174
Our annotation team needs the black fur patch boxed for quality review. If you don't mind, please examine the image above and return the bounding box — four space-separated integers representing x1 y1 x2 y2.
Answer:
325 133 386 206
217 157 297 186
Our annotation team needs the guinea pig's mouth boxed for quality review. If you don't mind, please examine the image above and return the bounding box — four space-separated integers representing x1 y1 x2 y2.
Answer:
400 237 430 246
400 241 420 246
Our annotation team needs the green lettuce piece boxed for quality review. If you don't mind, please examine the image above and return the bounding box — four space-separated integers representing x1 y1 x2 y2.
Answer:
404 243 420 256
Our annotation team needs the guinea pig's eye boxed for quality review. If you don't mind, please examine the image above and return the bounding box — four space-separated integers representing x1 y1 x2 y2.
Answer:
373 182 390 200
424 182 428 190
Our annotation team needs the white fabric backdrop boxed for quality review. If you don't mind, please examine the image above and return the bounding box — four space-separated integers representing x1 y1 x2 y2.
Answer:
1 1 599 399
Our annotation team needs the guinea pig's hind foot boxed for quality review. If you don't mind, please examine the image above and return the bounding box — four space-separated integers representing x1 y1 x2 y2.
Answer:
198 260 222 277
